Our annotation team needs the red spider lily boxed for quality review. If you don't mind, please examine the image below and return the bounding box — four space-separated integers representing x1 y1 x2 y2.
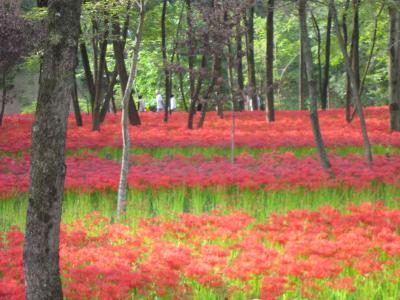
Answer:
1 203 400 299
0 107 399 153
1 153 399 197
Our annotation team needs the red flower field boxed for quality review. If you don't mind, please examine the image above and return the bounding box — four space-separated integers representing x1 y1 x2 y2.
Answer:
1 203 400 299
1 152 399 197
0 107 399 153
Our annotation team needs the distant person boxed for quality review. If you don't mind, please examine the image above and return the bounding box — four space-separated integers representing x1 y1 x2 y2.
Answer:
170 94 176 114
138 95 146 112
156 91 163 112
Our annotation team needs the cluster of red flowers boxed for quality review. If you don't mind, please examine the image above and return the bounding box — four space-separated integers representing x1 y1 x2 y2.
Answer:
1 202 400 299
0 107 399 152
1 153 399 197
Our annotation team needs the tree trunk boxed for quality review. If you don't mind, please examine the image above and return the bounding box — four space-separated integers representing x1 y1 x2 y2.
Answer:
0 72 6 126
299 39 307 110
389 5 400 131
24 1 82 299
117 0 146 218
299 0 331 171
330 0 373 164
80 41 95 108
245 6 257 110
112 22 141 126
236 22 245 111
100 67 118 122
188 55 206 129
346 0 360 122
72 70 82 127
321 6 332 109
161 0 171 122
92 30 108 131
311 11 323 107
266 0 275 121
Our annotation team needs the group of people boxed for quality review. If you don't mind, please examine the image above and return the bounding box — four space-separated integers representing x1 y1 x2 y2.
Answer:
137 91 176 113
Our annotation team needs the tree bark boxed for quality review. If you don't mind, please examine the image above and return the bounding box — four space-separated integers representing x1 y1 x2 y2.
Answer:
346 0 360 122
321 6 332 109
299 0 331 171
330 0 373 164
0 72 6 126
311 11 323 107
117 0 146 218
236 22 245 111
161 0 171 122
80 41 95 108
299 37 307 110
24 1 82 299
389 4 400 131
245 6 257 110
72 70 82 127
266 0 275 121
112 22 141 126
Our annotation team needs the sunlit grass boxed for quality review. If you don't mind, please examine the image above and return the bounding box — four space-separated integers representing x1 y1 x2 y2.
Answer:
1 184 398 232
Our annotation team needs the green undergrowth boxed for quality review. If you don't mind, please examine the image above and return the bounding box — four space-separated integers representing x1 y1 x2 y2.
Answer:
0 144 399 159
70 144 400 160
1 184 399 232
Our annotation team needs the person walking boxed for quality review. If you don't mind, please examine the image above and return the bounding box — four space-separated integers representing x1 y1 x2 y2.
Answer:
156 91 163 112
169 94 176 114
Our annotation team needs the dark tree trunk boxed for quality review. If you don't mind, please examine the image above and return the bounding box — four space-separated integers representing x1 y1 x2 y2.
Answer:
299 40 307 110
299 0 331 171
0 72 6 126
245 6 257 110
23 1 82 299
100 67 118 122
92 31 108 131
389 5 400 131
188 55 206 129
311 12 323 107
72 70 82 127
321 6 332 109
236 22 245 111
80 42 95 108
197 56 221 129
266 0 275 121
162 0 171 122
37 0 48 7
346 0 360 122
330 0 373 164
112 22 141 126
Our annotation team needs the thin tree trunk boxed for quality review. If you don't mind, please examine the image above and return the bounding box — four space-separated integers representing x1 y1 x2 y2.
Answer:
80 41 95 108
117 0 146 218
389 4 400 131
299 0 331 171
321 6 332 109
24 1 82 299
92 30 108 131
161 0 171 122
330 0 373 164
266 0 275 121
100 67 118 122
299 39 307 110
311 11 323 107
0 72 6 126
188 55 206 129
245 6 257 110
346 0 360 122
360 3 384 96
236 22 245 111
112 22 141 126
72 70 83 127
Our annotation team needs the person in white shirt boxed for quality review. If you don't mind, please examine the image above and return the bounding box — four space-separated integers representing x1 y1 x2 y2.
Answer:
170 94 176 114
156 91 163 112
138 95 146 112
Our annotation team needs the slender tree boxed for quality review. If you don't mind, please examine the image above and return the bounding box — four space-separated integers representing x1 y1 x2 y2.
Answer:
161 0 171 122
330 0 373 164
321 6 332 109
389 2 400 131
117 0 147 218
266 0 275 121
299 0 331 171
24 1 82 299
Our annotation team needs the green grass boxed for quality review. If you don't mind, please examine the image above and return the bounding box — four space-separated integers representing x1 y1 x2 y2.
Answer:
1 144 399 160
1 184 399 232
